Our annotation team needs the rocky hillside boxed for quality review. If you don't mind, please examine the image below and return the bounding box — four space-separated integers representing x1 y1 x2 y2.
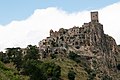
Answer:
39 11 120 80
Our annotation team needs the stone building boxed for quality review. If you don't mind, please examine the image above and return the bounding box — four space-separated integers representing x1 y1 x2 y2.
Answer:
38 11 120 79
39 11 107 58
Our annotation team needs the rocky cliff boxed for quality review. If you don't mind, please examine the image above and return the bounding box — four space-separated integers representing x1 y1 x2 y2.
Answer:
39 11 120 80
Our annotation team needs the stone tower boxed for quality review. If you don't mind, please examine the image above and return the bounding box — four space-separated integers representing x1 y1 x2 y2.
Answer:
91 11 99 23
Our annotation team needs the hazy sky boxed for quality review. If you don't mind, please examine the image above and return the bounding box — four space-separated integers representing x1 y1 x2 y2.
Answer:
0 0 120 51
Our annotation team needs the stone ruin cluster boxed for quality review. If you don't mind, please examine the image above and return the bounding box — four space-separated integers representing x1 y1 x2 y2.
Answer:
38 12 120 79
39 11 105 58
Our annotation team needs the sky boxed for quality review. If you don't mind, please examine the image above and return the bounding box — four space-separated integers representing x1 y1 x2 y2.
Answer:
0 0 120 51
0 0 119 25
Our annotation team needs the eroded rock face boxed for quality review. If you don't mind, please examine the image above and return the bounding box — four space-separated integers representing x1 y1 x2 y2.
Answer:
39 12 120 79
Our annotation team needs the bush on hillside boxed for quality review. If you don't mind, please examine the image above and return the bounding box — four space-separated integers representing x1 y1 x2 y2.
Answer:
68 70 76 80
117 64 120 70
68 51 81 63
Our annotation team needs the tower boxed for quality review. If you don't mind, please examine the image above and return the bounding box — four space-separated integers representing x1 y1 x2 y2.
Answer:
91 11 99 23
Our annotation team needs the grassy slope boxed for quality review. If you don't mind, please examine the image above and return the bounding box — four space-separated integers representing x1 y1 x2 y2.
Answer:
0 57 88 80
43 57 88 80
0 61 29 80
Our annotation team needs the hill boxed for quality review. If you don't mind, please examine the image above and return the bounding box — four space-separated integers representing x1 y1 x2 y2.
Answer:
39 11 120 80
0 11 120 80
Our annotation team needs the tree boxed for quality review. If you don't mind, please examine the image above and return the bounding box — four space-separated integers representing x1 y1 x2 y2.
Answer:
41 62 61 79
68 51 81 63
6 47 23 71
24 45 39 60
0 61 22 80
22 59 47 80
6 48 14 61
68 70 76 80
23 48 61 80
102 75 112 80
117 64 120 70
13 47 23 71
0 52 9 63
22 60 61 80
50 53 56 59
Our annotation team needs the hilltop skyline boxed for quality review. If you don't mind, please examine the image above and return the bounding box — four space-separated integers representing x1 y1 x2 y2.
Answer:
0 1 120 51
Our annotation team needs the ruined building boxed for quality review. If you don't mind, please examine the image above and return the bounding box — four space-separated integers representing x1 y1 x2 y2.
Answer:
39 11 120 79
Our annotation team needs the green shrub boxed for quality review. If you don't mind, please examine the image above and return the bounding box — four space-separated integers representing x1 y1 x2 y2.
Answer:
68 70 76 80
102 75 112 80
68 51 80 63
0 61 21 80
22 60 61 80
117 64 120 70
50 54 56 59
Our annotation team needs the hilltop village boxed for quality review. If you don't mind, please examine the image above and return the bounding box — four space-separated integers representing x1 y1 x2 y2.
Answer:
39 12 102 58
0 11 120 80
38 11 120 79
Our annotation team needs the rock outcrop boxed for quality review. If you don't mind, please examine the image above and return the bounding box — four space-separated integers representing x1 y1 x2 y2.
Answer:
39 11 120 80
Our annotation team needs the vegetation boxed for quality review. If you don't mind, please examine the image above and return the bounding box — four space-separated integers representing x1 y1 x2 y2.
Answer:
0 45 62 80
22 59 61 80
6 47 23 71
24 45 39 60
0 44 98 80
0 61 23 80
102 75 112 80
1 44 105 80
68 70 76 80
68 51 81 63
117 64 120 70
50 53 57 59
2 43 105 80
